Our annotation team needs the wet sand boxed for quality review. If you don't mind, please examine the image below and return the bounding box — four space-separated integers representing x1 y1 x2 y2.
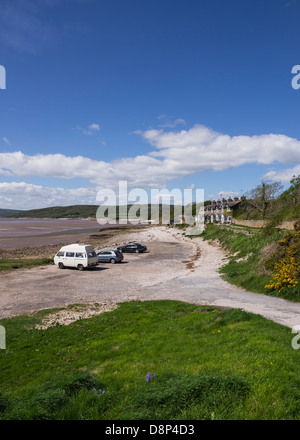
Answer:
0 218 124 248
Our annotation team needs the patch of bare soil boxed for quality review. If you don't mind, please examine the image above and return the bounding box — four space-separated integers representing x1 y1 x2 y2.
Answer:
0 244 64 260
34 303 118 330
182 245 201 271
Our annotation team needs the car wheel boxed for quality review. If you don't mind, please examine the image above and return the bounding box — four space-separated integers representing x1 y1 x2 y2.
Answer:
110 258 116 264
135 249 139 253
58 262 64 269
77 264 84 271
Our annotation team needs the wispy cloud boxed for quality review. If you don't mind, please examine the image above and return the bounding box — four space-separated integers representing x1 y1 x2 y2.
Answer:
2 137 11 145
286 0 297 7
75 122 101 136
0 0 89 54
156 115 186 129
0 0 58 54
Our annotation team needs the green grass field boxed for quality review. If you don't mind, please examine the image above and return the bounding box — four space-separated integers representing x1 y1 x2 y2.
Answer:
1 300 300 420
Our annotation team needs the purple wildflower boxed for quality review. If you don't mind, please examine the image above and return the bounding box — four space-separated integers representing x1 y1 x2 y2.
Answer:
92 387 105 397
145 372 156 382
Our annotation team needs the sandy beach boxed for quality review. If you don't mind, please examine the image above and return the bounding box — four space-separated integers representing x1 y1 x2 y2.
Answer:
0 218 145 259
0 218 111 248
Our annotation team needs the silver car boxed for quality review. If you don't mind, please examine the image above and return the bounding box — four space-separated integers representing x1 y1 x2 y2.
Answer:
97 250 124 264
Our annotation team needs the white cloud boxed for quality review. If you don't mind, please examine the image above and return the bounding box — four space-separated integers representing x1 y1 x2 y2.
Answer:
89 123 100 131
0 151 109 181
143 125 300 169
207 191 240 200
1 124 300 209
263 165 300 183
1 125 300 187
0 181 97 210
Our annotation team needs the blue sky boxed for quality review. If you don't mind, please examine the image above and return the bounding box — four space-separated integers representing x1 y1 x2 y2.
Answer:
1 0 300 209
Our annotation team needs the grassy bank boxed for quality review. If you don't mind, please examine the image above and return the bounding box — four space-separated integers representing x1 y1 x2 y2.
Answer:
1 300 300 420
199 224 300 302
0 258 53 272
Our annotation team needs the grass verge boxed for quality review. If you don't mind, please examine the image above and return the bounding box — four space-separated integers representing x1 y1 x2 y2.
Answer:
0 300 300 420
0 258 53 272
199 224 300 301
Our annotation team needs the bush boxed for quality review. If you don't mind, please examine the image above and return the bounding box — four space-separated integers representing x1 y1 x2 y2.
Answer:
3 371 102 420
264 231 300 295
0 393 10 414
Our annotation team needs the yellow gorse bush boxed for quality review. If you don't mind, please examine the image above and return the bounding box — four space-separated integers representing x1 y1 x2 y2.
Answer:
265 257 298 292
265 231 300 293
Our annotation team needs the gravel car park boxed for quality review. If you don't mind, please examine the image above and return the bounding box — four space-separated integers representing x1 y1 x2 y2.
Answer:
97 250 124 264
117 243 147 253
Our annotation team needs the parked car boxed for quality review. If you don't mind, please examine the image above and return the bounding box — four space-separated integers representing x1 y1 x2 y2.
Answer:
117 243 147 253
54 244 98 270
97 250 124 264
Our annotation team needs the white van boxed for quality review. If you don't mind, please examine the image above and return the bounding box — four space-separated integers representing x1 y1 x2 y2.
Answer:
54 244 98 271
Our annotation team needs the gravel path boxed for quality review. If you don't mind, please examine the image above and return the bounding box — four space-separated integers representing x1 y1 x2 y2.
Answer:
1 226 300 329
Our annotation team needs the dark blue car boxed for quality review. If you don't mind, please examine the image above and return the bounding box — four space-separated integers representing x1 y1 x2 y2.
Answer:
117 243 147 253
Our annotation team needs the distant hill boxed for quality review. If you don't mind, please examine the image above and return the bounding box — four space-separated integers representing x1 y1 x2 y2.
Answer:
5 205 99 219
5 203 187 220
4 201 214 220
0 209 23 218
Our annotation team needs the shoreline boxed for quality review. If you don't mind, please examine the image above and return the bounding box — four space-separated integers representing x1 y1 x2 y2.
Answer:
0 217 148 250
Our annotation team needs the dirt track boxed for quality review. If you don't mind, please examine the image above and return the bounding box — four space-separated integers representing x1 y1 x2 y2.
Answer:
1 226 300 329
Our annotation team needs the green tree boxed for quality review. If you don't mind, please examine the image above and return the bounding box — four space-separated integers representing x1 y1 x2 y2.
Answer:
245 181 283 220
279 175 300 206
